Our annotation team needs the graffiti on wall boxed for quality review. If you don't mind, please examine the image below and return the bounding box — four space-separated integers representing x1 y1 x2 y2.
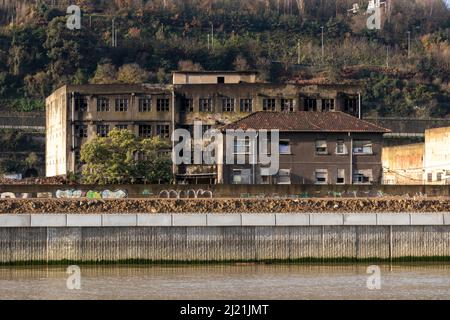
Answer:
0 189 128 199
56 189 128 199
159 189 213 199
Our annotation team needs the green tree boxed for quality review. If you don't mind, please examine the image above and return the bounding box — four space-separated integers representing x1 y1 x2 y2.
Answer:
80 129 172 184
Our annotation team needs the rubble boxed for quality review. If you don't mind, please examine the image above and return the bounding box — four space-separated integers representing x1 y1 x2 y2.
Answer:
0 198 449 214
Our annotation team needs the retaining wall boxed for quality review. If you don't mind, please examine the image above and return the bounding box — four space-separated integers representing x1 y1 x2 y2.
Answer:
1 213 450 263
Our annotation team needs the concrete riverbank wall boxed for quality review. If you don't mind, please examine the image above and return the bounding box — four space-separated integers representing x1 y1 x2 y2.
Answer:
1 213 450 264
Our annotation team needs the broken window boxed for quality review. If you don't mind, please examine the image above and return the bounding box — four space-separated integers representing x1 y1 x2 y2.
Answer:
96 97 109 112
336 139 346 155
315 169 328 184
263 98 276 111
139 125 152 138
157 98 170 112
344 96 358 114
222 98 235 112
279 140 291 154
304 98 317 111
277 169 291 185
240 99 253 112
115 98 129 112
75 97 88 112
353 169 373 184
322 99 335 111
183 98 193 112
337 169 345 184
353 140 373 155
233 169 251 184
157 124 170 139
315 140 328 155
199 98 212 112
75 125 88 138
138 97 152 112
280 99 294 112
96 124 110 137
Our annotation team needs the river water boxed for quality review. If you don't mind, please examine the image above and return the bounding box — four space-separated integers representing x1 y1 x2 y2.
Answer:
0 263 450 300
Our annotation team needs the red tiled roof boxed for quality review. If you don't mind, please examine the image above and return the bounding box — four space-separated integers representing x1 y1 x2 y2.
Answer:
222 112 391 133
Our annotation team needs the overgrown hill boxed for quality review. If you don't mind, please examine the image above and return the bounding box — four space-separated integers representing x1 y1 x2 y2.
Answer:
0 0 449 117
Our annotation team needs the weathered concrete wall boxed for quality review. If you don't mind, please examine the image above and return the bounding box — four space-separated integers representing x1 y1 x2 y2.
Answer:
1 224 450 263
1 184 450 198
382 143 424 185
424 126 450 185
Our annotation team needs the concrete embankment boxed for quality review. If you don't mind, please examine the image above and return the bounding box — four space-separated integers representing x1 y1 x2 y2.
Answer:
0 213 450 264
1 198 450 214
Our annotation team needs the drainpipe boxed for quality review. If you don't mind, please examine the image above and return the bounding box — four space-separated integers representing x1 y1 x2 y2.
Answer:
171 88 176 184
358 92 361 119
253 132 258 184
349 132 353 185
71 92 75 174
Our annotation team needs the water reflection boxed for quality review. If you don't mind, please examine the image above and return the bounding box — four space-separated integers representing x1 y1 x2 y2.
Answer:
0 263 449 300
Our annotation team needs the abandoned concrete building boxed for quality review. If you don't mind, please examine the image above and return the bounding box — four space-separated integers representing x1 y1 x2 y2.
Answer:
220 111 389 185
45 71 364 182
382 126 450 185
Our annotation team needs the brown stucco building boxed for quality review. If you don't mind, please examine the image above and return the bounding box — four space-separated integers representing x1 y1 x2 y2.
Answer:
220 112 389 185
45 71 363 181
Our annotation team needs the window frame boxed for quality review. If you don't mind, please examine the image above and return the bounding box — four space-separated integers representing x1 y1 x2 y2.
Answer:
138 97 152 112
115 98 129 112
138 125 153 138
280 98 294 112
262 98 276 112
315 140 328 155
222 98 235 112
315 169 328 185
199 98 213 112
96 97 110 112
239 98 253 113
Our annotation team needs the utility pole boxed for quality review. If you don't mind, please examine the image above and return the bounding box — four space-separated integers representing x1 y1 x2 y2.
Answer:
112 18 115 47
407 31 411 59
211 23 214 50
321 26 324 64
207 34 210 51
297 40 301 64
386 46 389 68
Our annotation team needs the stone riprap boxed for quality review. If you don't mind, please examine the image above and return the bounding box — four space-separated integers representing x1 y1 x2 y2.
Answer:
0 198 450 214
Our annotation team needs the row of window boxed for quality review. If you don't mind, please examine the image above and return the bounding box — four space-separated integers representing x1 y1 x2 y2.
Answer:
74 97 170 112
75 96 357 113
233 139 373 156
183 98 336 113
75 124 170 138
232 168 373 185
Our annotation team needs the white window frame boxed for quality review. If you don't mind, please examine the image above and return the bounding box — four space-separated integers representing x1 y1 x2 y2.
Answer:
315 169 328 185
336 139 347 155
315 140 328 155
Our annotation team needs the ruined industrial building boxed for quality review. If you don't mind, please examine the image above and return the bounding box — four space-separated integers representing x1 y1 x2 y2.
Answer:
45 71 383 184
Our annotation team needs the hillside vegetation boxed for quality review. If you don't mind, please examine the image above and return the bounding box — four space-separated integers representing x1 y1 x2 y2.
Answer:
0 0 449 117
